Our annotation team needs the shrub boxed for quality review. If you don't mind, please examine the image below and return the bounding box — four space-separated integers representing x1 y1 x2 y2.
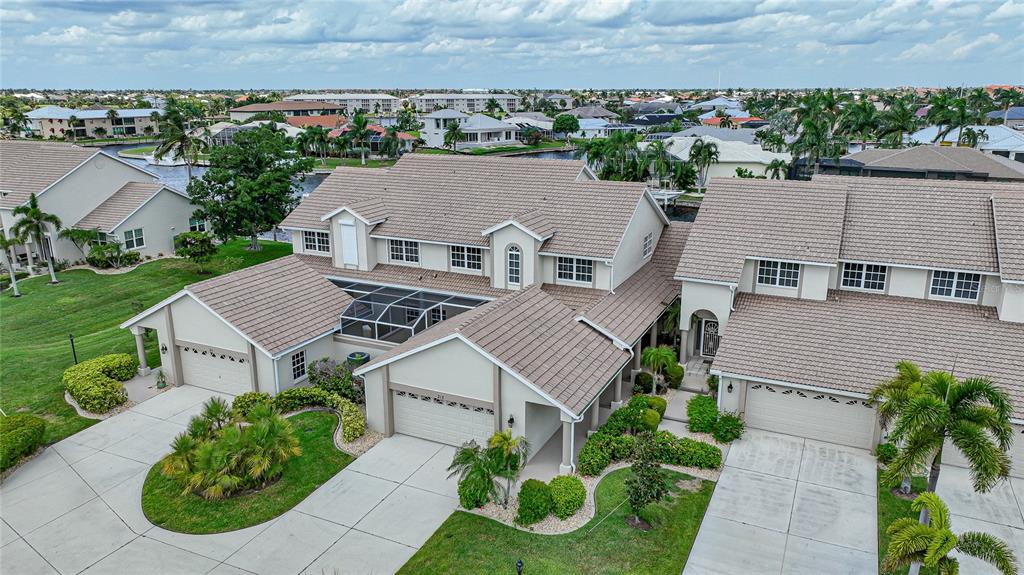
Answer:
308 358 364 404
549 475 586 519
634 372 654 394
665 364 684 389
712 412 745 443
0 414 47 471
457 475 489 509
876 442 898 465
86 243 141 269
686 395 719 433
273 386 337 412
646 396 667 418
336 398 366 442
62 353 136 413
706 374 719 394
626 432 668 520
232 392 272 417
516 479 554 526
640 408 661 433
578 438 612 476
608 434 636 460
675 437 723 468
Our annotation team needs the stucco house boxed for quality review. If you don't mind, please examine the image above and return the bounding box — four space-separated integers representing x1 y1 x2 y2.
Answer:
643 135 790 179
420 110 519 150
121 155 690 475
0 141 197 266
674 176 1024 475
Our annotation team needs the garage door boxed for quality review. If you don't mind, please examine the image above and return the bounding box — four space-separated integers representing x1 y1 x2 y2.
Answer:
944 424 1024 479
393 389 495 447
179 344 251 396
743 383 877 449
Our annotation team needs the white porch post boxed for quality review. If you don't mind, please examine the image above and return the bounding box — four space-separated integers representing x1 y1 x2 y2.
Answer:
611 369 625 410
130 326 150 376
588 401 601 435
559 419 574 474
648 323 657 348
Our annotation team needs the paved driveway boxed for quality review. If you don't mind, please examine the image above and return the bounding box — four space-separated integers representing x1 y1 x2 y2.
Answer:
683 429 878 575
937 465 1024 575
1 386 457 575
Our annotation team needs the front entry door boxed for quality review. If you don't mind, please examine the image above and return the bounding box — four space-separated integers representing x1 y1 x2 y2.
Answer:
700 319 720 357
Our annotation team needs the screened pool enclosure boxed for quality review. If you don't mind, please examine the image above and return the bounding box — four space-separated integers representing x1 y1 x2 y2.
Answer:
332 280 488 344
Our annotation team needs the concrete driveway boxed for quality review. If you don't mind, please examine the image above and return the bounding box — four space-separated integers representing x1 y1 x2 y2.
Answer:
683 429 878 575
0 386 458 575
937 465 1024 575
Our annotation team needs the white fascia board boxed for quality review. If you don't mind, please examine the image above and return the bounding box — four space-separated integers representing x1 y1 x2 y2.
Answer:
744 256 837 268
674 276 738 288
709 370 872 400
480 220 548 242
279 225 327 233
838 258 1000 277
319 206 383 225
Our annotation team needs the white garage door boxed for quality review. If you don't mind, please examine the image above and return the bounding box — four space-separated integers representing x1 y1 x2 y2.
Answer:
179 344 251 396
393 389 495 447
944 424 1024 479
743 383 877 449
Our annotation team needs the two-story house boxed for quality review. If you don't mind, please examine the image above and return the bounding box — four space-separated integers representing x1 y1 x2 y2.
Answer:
420 110 519 150
120 155 690 475
674 176 1024 476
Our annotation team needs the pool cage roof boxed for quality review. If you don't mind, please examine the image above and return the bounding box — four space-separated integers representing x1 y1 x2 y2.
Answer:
332 280 488 345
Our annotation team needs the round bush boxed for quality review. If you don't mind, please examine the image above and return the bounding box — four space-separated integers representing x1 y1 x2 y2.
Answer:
640 408 661 432
876 442 898 465
308 358 364 405
646 396 667 418
232 392 273 417
665 364 684 389
712 412 745 443
577 438 612 476
686 395 719 433
549 475 586 519
0 414 47 471
62 353 136 413
634 372 654 394
516 478 554 526
675 437 723 469
457 475 489 510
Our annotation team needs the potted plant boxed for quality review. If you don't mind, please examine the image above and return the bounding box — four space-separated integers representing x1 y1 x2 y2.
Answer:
155 369 167 389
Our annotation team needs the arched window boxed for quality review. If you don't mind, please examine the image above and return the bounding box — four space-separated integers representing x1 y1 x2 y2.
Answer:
506 245 521 285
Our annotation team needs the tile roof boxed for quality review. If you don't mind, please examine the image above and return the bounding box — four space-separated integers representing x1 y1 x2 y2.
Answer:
992 191 1024 281
284 115 347 129
842 146 1024 181
713 290 1024 419
0 141 99 207
655 135 791 165
280 155 641 259
295 254 509 298
359 286 630 416
566 105 618 119
674 178 848 283
73 182 175 232
230 101 343 113
186 255 353 356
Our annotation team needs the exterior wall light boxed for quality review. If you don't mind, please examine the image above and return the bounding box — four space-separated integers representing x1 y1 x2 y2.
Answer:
507 414 515 429
727 382 734 393
160 344 168 355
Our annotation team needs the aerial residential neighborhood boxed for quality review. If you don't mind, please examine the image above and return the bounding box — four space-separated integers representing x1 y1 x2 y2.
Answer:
1 1 1023 575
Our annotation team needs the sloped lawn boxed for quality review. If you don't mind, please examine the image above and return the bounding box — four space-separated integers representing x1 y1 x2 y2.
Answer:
0 240 290 443
398 468 714 575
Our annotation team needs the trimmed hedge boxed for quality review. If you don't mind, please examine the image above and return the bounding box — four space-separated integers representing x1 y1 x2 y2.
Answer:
336 398 366 443
62 353 136 413
686 395 718 433
232 392 273 417
665 364 684 389
646 396 668 418
640 408 661 433
1 414 47 471
516 479 554 526
270 387 366 442
549 475 586 519
712 412 745 443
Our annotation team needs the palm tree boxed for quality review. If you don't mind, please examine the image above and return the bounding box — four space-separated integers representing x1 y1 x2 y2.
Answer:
718 115 734 129
671 161 697 191
933 98 984 143
488 429 529 508
640 345 676 394
840 99 878 145
764 158 788 179
0 233 25 297
959 127 988 148
444 121 464 153
4 107 28 137
66 115 79 142
644 140 671 187
994 88 1024 126
661 300 681 349
484 98 501 117
380 126 401 159
105 109 120 135
688 138 719 188
92 127 107 139
302 126 330 165
883 492 1018 575
447 440 503 508
757 129 787 153
11 194 62 284
58 228 98 257
346 113 372 165
155 98 208 181
142 125 154 138
878 97 920 148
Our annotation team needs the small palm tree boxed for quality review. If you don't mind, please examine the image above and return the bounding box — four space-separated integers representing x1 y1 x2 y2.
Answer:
764 158 788 179
447 440 503 508
444 121 464 153
92 127 107 138
58 228 98 258
106 108 119 133
883 492 1019 575
689 139 719 189
143 125 154 137
641 345 677 394
380 126 401 159
488 429 529 508
718 115 734 129
11 194 62 284
346 113 373 165
0 233 25 297
66 115 79 141
484 98 501 117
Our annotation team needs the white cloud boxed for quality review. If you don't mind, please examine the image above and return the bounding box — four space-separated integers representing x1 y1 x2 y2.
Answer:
988 0 1024 20
1 8 37 23
895 30 1000 61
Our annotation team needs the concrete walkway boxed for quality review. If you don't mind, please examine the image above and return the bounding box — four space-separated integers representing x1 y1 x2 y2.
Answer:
0 386 458 575
683 429 878 575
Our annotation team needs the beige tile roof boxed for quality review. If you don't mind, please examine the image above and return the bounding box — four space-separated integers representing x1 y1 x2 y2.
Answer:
186 255 353 357
0 141 99 208
992 191 1024 281
843 146 1024 181
295 254 508 298
713 290 1024 419
674 178 848 283
73 182 174 232
359 286 630 416
280 155 644 259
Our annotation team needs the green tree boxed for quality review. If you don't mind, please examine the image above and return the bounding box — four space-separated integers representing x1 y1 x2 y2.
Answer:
174 231 217 273
993 88 1024 126
756 129 787 153
58 227 98 257
92 126 107 138
346 113 373 165
959 126 988 148
379 126 402 159
444 121 464 152
641 345 677 394
11 194 62 284
155 97 209 182
878 97 920 148
764 158 788 179
840 99 878 144
447 440 503 509
0 233 25 297
484 97 501 117
105 108 119 133
66 115 79 141
187 125 315 251
487 429 530 508
643 140 672 187
718 114 734 129
552 114 581 141
671 161 698 191
625 431 668 526
688 138 719 188
883 492 1018 575
735 167 756 178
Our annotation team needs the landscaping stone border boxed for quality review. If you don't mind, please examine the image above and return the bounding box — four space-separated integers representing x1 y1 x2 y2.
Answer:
65 254 180 276
278 405 381 457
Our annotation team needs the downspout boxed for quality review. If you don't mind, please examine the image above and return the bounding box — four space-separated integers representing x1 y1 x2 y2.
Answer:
729 284 737 312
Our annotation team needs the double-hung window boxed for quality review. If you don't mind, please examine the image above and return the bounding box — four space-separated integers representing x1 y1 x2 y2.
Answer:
841 263 887 291
556 257 594 283
389 240 420 263
188 217 206 232
450 245 483 270
642 232 654 258
930 270 981 300
291 350 306 380
302 230 330 253
757 260 799 288
123 228 145 250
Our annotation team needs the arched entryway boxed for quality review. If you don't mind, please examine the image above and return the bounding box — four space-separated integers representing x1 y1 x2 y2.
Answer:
687 310 720 360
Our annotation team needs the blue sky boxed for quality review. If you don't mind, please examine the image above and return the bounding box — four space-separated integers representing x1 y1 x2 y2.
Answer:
1 0 1022 89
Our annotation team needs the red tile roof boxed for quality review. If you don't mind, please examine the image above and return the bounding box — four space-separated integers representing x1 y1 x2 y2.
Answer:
285 115 347 129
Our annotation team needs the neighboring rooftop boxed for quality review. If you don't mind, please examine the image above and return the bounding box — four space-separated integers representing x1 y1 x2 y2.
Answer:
462 113 517 130
565 105 618 119
73 182 179 232
0 141 101 208
909 124 1024 152
653 135 790 166
986 106 1024 121
424 109 468 119
26 106 162 120
992 191 1024 281
674 126 760 144
841 146 1024 181
284 93 399 101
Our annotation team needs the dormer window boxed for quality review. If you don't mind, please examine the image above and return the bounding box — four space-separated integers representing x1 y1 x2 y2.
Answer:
507 245 521 285
557 257 594 283
389 240 420 263
841 263 886 291
930 270 981 301
303 231 330 254
757 260 799 288
450 246 483 270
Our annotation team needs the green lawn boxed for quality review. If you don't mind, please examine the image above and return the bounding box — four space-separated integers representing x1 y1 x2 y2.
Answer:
141 411 352 534
307 156 397 169
119 145 157 156
413 148 456 155
469 141 569 155
398 469 715 575
0 240 291 443
877 475 935 575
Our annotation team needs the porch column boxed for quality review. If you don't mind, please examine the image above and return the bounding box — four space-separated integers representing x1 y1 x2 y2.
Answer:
632 341 641 371
130 326 150 376
382 365 395 437
648 323 657 348
611 369 625 410
559 420 574 474
588 401 601 435
679 329 689 364
247 342 259 392
164 309 183 386
492 364 502 431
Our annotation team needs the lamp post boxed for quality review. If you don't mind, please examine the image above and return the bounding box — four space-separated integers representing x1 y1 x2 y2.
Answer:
516 559 524 575
68 333 78 364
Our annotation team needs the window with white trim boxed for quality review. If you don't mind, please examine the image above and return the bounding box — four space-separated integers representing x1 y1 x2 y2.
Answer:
389 239 419 263
841 263 887 291
123 228 145 250
930 270 981 300
291 350 306 380
507 245 521 285
188 217 206 232
302 231 330 253
757 260 799 288
450 245 483 270
642 232 654 258
556 257 594 283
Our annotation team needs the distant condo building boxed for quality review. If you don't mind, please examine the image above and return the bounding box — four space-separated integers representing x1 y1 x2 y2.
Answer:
284 93 400 115
410 93 519 114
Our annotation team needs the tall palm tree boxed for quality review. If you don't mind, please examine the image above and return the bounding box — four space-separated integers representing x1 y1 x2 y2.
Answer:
878 97 920 148
644 140 671 187
688 138 719 188
840 99 878 145
994 88 1024 126
11 193 62 284
671 161 697 191
933 98 984 143
444 121 464 153
883 492 1018 575
757 129 787 153
0 232 25 297
484 98 501 117
959 127 988 148
4 107 28 137
764 158 788 179
155 99 207 181
347 113 372 165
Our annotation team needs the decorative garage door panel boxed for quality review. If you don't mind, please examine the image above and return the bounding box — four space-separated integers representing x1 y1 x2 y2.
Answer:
943 424 1024 478
743 383 876 449
179 345 250 396
392 390 494 447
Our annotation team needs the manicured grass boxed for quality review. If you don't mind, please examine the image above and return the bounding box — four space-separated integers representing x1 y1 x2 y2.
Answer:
141 411 352 534
877 475 935 575
119 145 157 156
414 148 456 155
398 469 715 575
307 156 397 169
0 240 291 444
469 141 568 155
